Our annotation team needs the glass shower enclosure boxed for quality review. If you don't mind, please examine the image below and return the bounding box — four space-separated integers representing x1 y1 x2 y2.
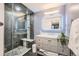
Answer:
4 3 34 56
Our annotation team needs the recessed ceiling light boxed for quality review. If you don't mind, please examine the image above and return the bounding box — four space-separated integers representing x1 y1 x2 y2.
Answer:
15 6 21 11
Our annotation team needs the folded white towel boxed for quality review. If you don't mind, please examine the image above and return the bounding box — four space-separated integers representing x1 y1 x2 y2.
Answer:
32 44 37 53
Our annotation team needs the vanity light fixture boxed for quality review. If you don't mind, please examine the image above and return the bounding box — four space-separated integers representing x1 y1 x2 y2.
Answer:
44 10 59 15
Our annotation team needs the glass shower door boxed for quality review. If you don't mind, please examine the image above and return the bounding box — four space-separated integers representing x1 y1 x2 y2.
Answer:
4 3 27 56
4 3 13 54
4 3 34 56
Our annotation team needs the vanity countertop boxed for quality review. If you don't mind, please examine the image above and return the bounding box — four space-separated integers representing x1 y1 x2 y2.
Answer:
36 34 59 39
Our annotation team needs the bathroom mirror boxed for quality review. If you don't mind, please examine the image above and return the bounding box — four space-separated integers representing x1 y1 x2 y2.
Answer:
41 14 62 32
51 17 60 29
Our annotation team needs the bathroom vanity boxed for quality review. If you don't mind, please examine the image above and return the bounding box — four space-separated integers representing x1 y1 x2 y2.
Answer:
35 34 70 56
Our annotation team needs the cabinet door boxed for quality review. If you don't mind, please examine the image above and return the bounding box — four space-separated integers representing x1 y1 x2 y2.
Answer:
58 45 70 55
49 46 57 53
62 46 70 55
57 46 63 54
57 40 70 55
42 38 49 50
49 39 57 52
50 39 57 46
35 38 43 49
44 38 57 52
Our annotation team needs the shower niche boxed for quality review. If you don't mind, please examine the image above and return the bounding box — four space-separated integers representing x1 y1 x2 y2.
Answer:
15 15 27 33
4 3 34 56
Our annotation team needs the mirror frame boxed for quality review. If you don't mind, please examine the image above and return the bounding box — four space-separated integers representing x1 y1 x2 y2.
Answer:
41 14 63 33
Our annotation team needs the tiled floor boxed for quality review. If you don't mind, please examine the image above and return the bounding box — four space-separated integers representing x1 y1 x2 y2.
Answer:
24 49 59 56
23 49 38 56
5 46 65 56
5 46 31 56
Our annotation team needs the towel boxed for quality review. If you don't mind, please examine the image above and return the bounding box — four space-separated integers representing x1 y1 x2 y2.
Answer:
32 44 37 53
68 18 79 56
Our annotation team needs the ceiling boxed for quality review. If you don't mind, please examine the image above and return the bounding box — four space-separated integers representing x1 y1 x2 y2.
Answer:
23 3 64 13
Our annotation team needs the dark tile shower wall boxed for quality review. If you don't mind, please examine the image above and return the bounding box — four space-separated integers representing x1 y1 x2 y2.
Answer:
4 3 34 52
4 7 22 52
4 10 12 52
30 14 34 39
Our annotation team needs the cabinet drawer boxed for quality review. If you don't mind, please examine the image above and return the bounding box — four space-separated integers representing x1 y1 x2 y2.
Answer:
46 39 57 46
35 39 42 44
63 46 70 55
46 45 57 53
50 45 57 52
36 43 43 49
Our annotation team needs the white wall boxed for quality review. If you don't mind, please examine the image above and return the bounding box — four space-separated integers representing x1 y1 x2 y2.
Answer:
34 13 43 36
65 4 79 36
0 4 4 56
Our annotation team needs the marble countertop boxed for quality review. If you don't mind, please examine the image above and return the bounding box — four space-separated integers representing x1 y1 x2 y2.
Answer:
36 34 59 39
